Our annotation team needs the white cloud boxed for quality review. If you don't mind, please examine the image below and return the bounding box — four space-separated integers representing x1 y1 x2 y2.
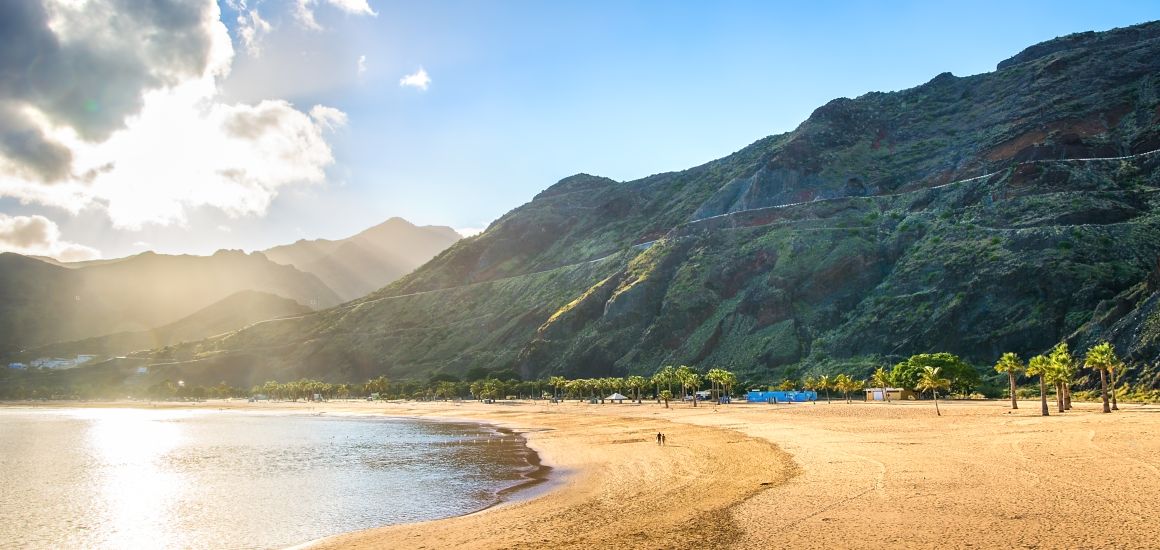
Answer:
0 0 347 230
400 67 431 91
295 0 376 30
217 225 232 232
0 214 100 261
236 6 272 57
310 105 349 131
358 54 367 76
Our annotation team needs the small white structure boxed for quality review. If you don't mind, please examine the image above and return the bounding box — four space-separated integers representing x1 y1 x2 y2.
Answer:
605 392 629 403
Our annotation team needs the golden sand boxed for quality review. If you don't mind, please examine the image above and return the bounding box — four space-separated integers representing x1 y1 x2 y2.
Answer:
299 398 1160 550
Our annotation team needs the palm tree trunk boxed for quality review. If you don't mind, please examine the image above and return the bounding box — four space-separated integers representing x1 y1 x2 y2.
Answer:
933 390 941 416
1039 376 1049 416
1111 379 1119 411
1063 384 1071 410
1099 369 1110 413
825 389 831 404
1008 372 1018 409
1055 382 1064 413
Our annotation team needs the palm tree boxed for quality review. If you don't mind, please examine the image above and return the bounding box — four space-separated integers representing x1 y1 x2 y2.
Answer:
659 389 673 408
548 376 566 402
993 352 1024 410
565 379 584 402
704 368 719 401
674 365 695 401
1025 355 1050 416
680 369 702 407
1043 359 1066 413
721 370 737 403
916 366 951 416
1109 358 1130 411
802 375 817 400
817 375 833 403
1049 343 1075 411
626 375 647 403
653 365 676 403
833 374 854 403
1084 342 1117 414
871 367 892 403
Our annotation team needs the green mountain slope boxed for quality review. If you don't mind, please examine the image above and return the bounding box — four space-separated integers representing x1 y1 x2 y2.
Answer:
92 21 1160 388
262 217 461 301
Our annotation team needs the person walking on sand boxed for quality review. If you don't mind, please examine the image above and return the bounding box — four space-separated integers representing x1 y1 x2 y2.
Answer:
656 432 662 445
661 433 666 446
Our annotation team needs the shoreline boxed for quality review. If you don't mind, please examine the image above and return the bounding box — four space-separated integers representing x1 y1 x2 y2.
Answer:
7 399 1160 549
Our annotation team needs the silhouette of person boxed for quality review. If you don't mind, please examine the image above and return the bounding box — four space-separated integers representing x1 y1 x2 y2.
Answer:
656 432 662 445
661 433 666 446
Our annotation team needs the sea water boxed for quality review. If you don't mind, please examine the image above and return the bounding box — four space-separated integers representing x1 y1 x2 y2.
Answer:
0 407 542 549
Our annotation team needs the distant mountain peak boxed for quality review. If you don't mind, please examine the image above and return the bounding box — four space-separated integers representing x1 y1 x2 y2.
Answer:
261 216 460 301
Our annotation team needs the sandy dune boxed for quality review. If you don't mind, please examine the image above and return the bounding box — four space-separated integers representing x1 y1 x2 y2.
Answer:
295 398 1160 550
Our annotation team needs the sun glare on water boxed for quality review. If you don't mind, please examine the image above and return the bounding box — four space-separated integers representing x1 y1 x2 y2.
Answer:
77 409 192 548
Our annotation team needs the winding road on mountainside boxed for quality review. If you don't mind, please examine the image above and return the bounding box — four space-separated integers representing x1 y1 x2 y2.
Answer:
225 146 1160 338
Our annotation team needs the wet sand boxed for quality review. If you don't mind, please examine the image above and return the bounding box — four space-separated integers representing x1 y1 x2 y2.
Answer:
11 398 1159 549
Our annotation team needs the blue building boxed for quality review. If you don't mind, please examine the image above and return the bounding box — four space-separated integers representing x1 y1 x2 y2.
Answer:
746 390 817 403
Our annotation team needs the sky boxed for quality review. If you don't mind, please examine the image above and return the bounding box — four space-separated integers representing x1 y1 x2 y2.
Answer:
0 1 1157 260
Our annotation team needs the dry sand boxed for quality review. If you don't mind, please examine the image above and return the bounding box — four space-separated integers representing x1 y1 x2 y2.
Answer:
14 398 1158 548
299 398 1160 550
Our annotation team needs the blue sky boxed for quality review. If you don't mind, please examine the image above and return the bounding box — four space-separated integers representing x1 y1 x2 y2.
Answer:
0 1 1156 259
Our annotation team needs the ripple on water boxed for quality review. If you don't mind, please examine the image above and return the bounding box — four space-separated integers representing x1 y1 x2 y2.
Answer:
0 408 543 549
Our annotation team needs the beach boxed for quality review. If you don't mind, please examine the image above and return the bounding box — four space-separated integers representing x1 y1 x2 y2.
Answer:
298 398 1160 549
11 398 1159 549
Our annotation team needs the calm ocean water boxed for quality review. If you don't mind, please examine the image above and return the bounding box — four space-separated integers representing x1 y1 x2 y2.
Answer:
0 407 542 549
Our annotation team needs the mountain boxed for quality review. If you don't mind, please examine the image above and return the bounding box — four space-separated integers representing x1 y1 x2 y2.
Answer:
21 290 312 360
75 22 1160 389
0 250 339 355
262 217 461 301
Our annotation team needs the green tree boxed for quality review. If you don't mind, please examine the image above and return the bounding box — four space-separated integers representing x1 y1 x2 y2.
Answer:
679 369 702 407
659 389 673 408
894 353 976 395
994 352 1024 410
1025 354 1051 416
778 379 796 391
674 365 695 401
833 374 854 403
871 367 892 403
1084 342 1117 414
653 366 676 403
1049 343 1075 412
626 375 647 403
817 375 833 403
718 369 737 402
548 376 566 401
565 379 584 401
706 368 727 402
1109 358 1130 411
916 366 951 416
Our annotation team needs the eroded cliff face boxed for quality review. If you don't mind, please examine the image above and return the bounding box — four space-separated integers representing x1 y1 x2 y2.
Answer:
117 21 1160 388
